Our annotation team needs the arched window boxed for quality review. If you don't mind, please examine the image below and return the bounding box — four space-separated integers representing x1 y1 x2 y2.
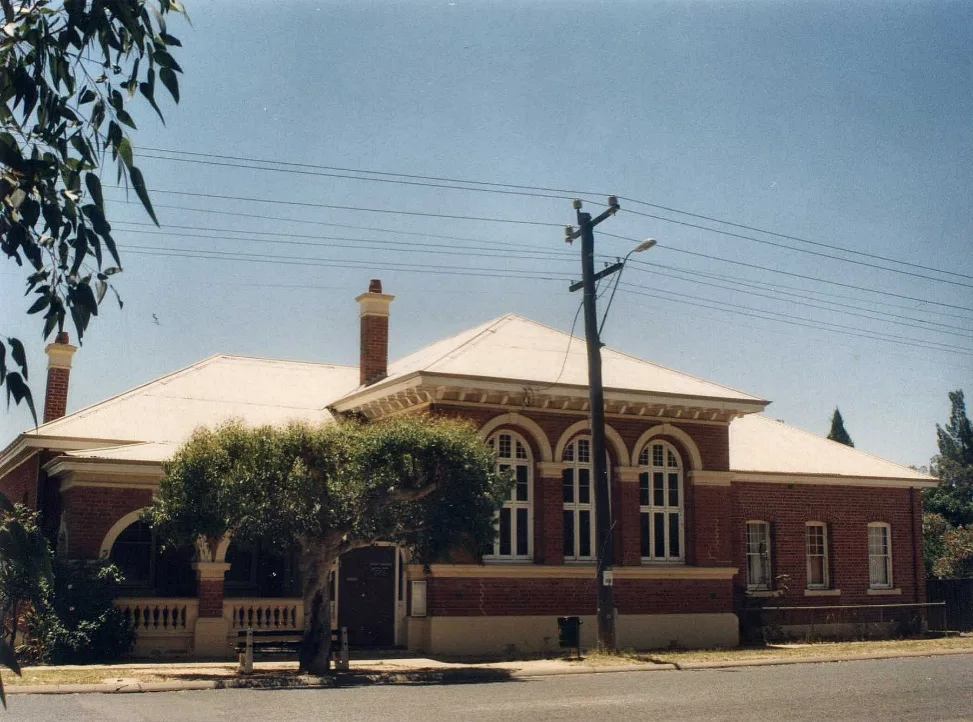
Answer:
110 520 153 586
637 441 684 562
486 431 533 560
562 436 605 561
109 520 196 596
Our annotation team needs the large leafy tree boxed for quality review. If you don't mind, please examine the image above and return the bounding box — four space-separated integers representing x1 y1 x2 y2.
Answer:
0 0 185 419
827 407 854 447
925 390 973 529
149 416 510 675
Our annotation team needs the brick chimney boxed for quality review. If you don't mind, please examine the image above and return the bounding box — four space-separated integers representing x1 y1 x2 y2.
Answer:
43 331 77 423
356 279 394 386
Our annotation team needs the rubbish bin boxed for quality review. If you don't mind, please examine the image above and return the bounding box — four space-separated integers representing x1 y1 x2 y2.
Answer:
557 616 581 655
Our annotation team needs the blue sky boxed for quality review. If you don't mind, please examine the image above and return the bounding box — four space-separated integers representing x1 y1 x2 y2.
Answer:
2 0 970 468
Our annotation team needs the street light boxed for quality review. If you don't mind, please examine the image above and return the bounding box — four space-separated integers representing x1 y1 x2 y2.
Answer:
598 239 657 334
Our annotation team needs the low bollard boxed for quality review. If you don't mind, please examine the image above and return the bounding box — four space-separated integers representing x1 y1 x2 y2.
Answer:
239 628 254 675
334 626 350 671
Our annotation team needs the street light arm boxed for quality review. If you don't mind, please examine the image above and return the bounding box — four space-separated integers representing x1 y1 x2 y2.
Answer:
598 240 656 335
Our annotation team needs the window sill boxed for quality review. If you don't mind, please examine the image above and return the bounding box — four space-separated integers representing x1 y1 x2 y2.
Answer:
804 589 841 597
745 589 778 598
639 560 686 566
482 558 534 565
867 587 902 596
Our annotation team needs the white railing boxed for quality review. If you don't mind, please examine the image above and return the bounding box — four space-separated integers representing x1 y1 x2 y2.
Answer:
225 598 304 630
116 598 198 635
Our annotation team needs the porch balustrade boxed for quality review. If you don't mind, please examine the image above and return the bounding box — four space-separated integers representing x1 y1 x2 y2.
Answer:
116 598 197 634
224 598 304 631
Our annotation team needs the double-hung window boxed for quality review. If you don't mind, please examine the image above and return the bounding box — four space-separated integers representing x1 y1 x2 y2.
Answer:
486 432 533 560
746 521 772 590
805 522 829 589
562 437 597 561
868 523 892 589
638 442 684 562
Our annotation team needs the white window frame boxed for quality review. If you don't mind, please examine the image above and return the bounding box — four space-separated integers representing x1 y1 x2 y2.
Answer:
868 522 893 589
485 431 533 561
561 436 600 562
746 521 772 590
637 441 685 563
805 522 829 590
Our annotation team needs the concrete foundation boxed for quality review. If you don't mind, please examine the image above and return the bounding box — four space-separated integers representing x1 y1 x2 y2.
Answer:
407 613 739 657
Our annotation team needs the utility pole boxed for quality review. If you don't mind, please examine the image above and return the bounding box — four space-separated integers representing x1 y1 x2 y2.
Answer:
567 196 620 652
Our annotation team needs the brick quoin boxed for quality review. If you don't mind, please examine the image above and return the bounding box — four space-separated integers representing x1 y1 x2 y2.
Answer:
731 483 923 606
61 486 154 558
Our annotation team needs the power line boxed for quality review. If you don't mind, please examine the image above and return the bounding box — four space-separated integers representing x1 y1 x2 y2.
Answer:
110 221 971 340
111 220 576 261
106 186 971 312
108 194 971 327
112 235 973 356
139 146 972 282
617 206 973 289
107 187 565 228
625 262 973 340
630 240 973 314
629 259 973 335
616 284 973 357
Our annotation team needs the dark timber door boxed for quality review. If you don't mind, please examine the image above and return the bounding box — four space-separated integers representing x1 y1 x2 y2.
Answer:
338 546 396 647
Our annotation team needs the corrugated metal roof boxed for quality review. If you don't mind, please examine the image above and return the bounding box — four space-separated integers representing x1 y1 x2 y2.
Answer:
27 355 359 445
376 315 765 402
729 414 933 480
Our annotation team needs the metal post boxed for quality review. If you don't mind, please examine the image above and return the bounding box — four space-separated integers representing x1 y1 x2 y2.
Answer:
241 628 254 674
577 206 616 652
335 625 350 671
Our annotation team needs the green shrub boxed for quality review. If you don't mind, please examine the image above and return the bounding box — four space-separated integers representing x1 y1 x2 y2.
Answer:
22 560 134 665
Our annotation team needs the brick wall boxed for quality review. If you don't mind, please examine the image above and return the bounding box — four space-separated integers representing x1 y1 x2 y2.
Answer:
198 580 225 617
432 404 727 568
61 486 154 558
43 366 71 423
427 577 732 616
731 483 922 606
360 313 389 386
0 454 39 508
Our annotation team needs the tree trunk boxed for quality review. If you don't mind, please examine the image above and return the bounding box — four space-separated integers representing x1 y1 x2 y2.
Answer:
298 541 338 675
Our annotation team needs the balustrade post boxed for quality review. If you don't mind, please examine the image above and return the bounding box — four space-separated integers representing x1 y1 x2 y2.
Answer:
192 561 231 658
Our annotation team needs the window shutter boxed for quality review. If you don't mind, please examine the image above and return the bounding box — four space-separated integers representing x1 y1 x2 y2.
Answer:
769 521 778 591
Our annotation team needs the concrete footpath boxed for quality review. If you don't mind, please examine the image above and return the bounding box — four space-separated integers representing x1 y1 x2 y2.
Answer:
6 646 973 696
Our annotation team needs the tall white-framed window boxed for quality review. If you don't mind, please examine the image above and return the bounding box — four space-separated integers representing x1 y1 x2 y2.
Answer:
746 521 772 590
637 441 684 563
805 522 829 589
562 436 600 561
486 431 533 560
868 522 892 589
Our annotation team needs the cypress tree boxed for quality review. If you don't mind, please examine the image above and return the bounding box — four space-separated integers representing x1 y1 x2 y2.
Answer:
827 408 854 447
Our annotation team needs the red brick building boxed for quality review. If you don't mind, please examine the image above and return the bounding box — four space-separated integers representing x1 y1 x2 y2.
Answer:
0 281 935 657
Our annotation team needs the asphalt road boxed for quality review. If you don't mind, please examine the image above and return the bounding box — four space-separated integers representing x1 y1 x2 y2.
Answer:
6 655 973 722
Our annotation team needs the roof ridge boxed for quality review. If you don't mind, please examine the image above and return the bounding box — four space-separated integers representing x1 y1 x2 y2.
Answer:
211 353 358 369
743 414 932 478
401 315 510 372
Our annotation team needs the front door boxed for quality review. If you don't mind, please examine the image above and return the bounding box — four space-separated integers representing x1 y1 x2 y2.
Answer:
337 546 396 647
